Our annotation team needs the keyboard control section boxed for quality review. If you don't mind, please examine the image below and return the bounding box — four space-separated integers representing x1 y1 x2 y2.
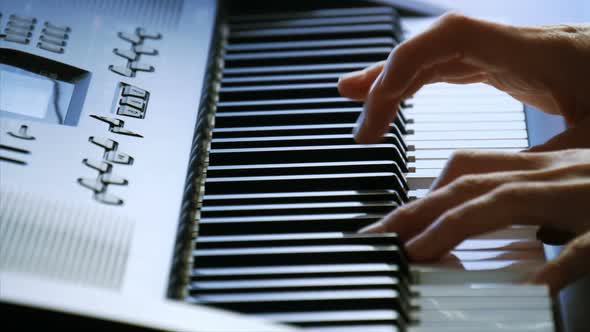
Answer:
116 83 150 119
109 27 161 77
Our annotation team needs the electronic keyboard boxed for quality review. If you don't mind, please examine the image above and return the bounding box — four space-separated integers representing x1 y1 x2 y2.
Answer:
0 0 584 331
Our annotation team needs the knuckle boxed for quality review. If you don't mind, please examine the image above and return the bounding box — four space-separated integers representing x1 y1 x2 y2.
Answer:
451 174 486 192
492 182 540 203
446 150 479 169
438 12 473 31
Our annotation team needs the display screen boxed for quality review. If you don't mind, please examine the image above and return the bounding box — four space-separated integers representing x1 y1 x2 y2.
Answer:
0 49 90 126
0 64 75 124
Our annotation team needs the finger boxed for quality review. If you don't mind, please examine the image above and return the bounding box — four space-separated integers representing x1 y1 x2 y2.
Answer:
361 164 560 241
337 61 386 100
405 182 558 261
431 150 544 190
531 230 590 295
528 117 590 152
398 60 486 100
355 13 521 143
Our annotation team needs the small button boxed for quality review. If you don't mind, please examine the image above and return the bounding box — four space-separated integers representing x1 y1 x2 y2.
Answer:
133 45 158 55
136 28 161 40
110 126 143 138
122 85 148 99
113 48 137 61
4 34 29 44
42 28 68 40
40 35 66 46
9 14 36 24
37 42 64 54
89 136 117 150
78 177 106 193
105 150 134 165
5 27 32 37
118 31 141 44
109 65 133 77
129 61 154 72
120 96 145 110
90 114 123 127
94 192 123 205
100 173 128 185
83 158 112 173
7 20 34 30
44 21 70 33
117 105 144 118
8 125 35 140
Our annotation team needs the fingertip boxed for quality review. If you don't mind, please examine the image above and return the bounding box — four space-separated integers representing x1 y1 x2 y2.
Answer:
358 222 385 234
337 71 371 100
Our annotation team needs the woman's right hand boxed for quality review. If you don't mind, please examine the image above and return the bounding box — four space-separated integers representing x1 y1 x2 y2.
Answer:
337 13 590 144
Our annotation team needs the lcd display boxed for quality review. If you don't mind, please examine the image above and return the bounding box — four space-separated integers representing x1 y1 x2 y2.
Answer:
0 49 90 126
0 64 75 124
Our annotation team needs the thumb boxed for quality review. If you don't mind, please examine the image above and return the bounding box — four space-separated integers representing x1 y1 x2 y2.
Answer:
530 230 590 295
528 116 590 152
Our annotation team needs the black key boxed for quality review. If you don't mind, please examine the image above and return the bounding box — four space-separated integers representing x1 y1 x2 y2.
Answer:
219 82 340 100
229 24 396 43
190 276 405 295
230 15 397 32
217 97 361 111
253 309 402 328
223 62 374 77
222 72 345 86
192 263 402 281
202 190 403 206
203 172 406 196
200 201 398 217
193 244 404 267
225 37 395 54
224 47 391 67
196 232 400 249
190 288 405 314
211 123 404 145
198 213 384 235
210 134 407 157
228 7 397 24
208 145 407 173
205 161 408 188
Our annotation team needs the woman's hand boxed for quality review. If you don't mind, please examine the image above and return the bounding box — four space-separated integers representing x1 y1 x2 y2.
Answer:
337 13 590 144
360 148 590 293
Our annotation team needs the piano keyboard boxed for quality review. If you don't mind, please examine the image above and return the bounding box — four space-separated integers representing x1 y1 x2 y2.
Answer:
185 4 556 332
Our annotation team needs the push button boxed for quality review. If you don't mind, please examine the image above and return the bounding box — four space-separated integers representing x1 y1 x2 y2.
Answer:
4 27 32 37
100 173 128 185
42 28 68 40
83 158 112 173
8 125 35 140
114 48 137 61
105 150 134 165
120 96 146 110
90 115 123 127
136 28 161 40
4 34 29 44
133 45 158 55
109 65 133 77
129 61 154 72
118 31 141 44
110 126 143 138
78 177 106 193
44 21 70 33
89 136 117 150
37 42 64 54
122 85 148 99
40 35 66 46
117 105 144 118
94 192 123 205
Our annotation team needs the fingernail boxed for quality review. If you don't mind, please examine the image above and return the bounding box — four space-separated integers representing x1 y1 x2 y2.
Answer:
358 222 381 234
352 110 369 143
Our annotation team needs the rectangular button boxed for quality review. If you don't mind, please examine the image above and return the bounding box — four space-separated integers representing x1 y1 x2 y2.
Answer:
120 96 145 110
117 105 144 118
122 85 148 99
